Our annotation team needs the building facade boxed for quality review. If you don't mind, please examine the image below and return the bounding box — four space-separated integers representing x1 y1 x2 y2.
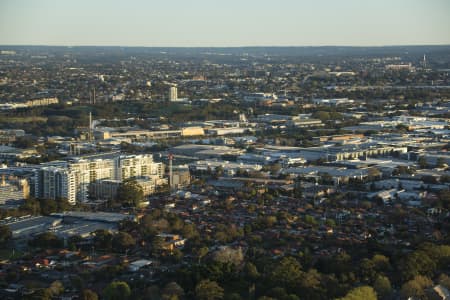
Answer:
34 166 77 204
0 176 30 204
34 154 164 204
169 86 178 101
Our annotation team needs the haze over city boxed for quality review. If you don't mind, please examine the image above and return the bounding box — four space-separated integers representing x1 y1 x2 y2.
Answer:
1 0 450 47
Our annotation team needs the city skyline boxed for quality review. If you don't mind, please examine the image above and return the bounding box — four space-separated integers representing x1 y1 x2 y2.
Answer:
1 0 450 47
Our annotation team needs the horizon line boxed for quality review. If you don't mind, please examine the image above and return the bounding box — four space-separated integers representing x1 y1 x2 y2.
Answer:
1 43 450 48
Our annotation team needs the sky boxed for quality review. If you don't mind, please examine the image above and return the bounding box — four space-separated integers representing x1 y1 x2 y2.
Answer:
0 0 449 47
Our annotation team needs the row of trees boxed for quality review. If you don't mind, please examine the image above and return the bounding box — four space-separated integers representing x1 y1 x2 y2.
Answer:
0 197 74 220
101 279 224 300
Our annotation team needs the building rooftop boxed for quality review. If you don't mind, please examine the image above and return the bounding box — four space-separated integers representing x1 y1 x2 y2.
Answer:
53 211 133 223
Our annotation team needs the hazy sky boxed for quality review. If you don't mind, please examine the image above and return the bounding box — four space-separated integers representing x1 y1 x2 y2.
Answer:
1 0 449 47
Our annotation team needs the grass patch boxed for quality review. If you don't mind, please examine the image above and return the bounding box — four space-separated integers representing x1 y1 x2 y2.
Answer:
149 103 193 117
0 116 47 123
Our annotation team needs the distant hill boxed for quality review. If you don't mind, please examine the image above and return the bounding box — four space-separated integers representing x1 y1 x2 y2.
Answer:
1 45 450 65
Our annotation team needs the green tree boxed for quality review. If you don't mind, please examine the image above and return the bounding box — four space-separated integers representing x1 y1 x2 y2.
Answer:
0 224 12 245
162 282 184 300
20 198 41 215
400 275 433 299
400 250 436 281
31 288 53 300
13 136 37 148
170 248 183 262
143 285 161 300
103 281 131 300
371 254 390 272
140 214 158 239
116 179 144 207
195 279 224 300
256 215 277 229
93 229 113 251
152 235 165 257
338 286 377 300
40 198 58 215
325 219 336 228
304 215 318 226
29 232 63 249
267 287 288 299
299 268 322 298
373 275 392 299
243 262 260 281
360 258 377 283
112 232 135 253
224 293 243 300
196 246 209 263
81 289 98 300
182 223 199 239
312 111 331 122
56 198 71 211
49 280 64 297
270 257 303 290
68 235 83 251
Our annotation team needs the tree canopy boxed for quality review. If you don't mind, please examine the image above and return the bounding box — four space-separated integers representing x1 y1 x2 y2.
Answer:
116 179 144 207
103 281 131 300
195 279 224 300
337 286 377 300
0 225 12 245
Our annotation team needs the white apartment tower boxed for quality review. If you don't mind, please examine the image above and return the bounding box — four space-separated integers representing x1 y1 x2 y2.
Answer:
169 85 178 101
118 154 164 180
35 154 164 204
35 166 78 205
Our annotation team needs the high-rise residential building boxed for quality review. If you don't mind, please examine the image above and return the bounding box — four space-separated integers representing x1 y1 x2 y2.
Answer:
35 166 78 204
169 86 178 101
68 157 117 202
34 154 164 204
118 154 164 180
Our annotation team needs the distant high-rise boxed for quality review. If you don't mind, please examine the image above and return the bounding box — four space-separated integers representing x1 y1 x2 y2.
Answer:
169 86 178 101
